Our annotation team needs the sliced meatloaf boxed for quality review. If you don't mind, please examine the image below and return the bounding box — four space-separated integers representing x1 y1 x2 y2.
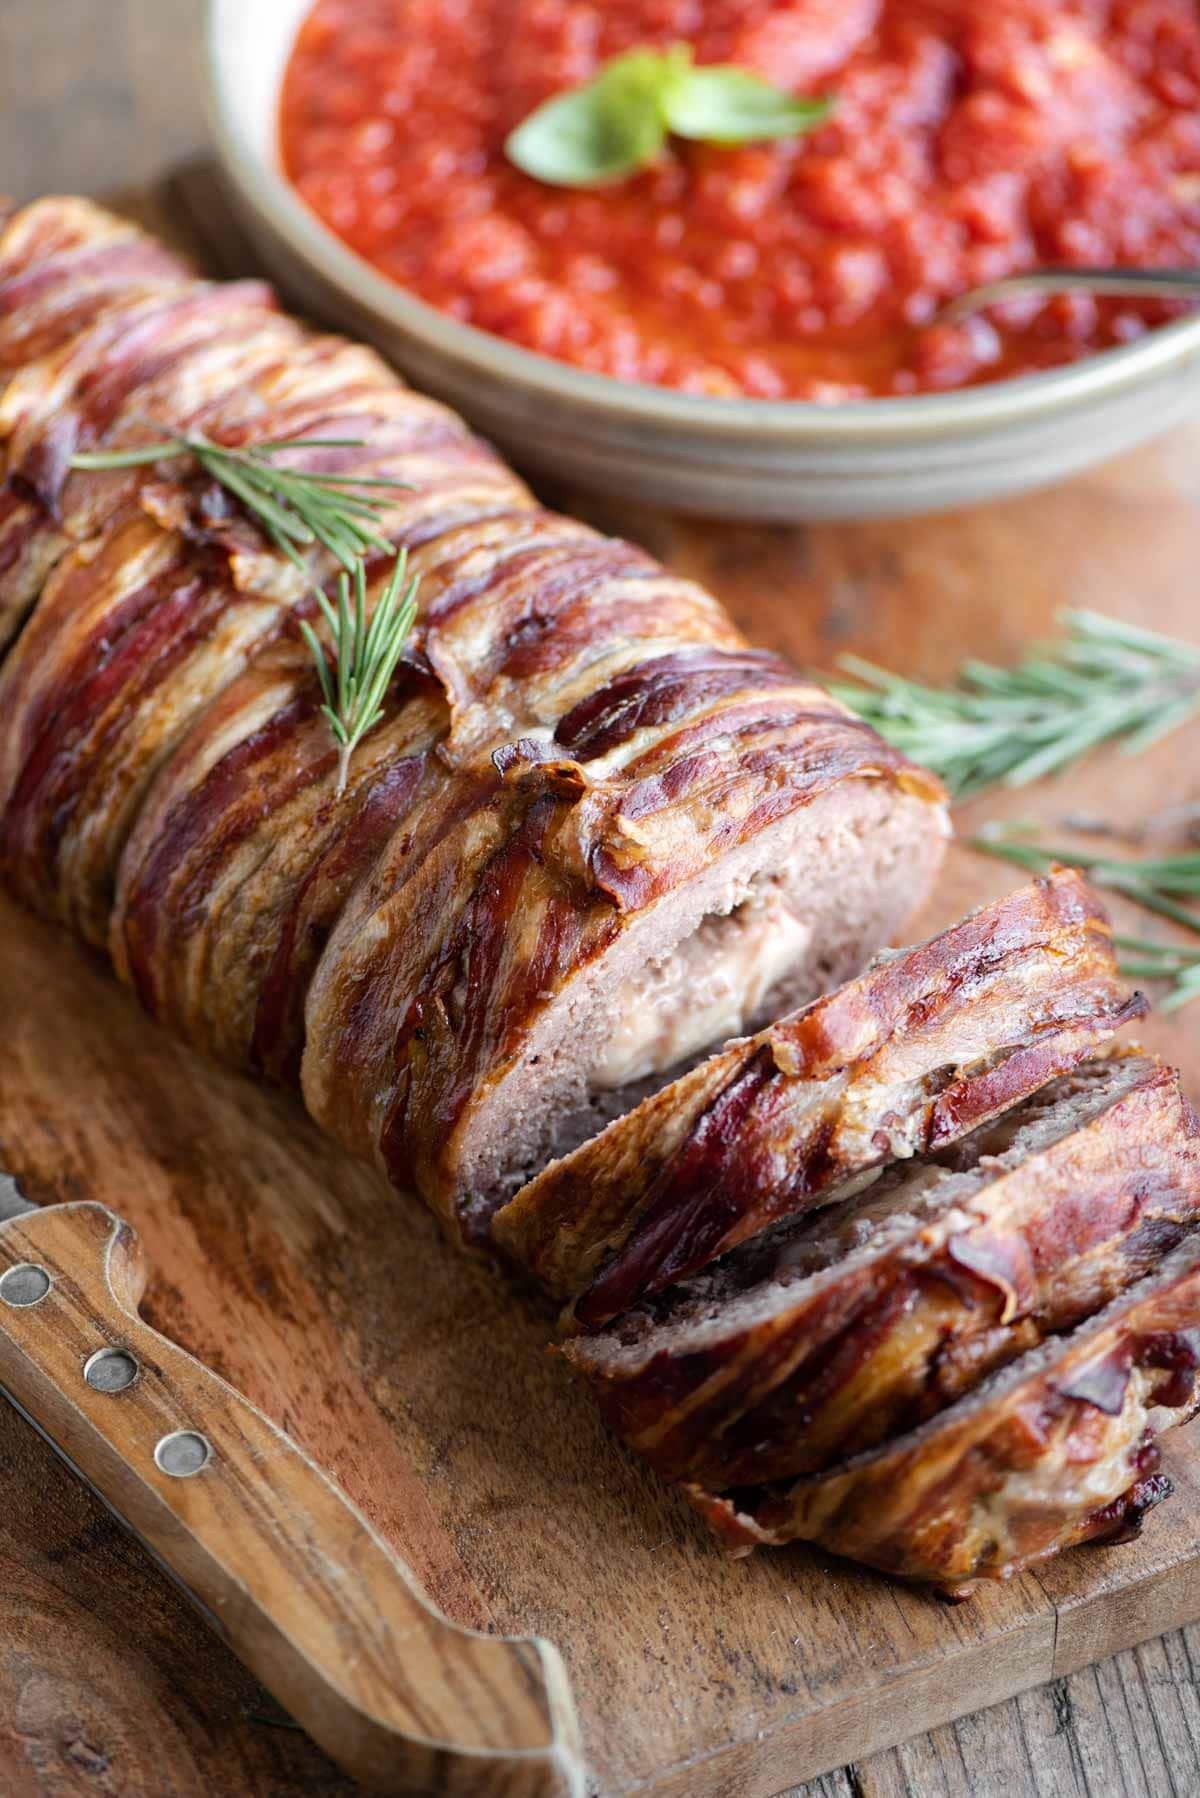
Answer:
566 1054 1200 1486
493 869 1145 1318
692 1228 1200 1594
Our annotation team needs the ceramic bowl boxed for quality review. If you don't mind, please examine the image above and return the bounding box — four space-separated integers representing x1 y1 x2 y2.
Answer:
206 0 1200 521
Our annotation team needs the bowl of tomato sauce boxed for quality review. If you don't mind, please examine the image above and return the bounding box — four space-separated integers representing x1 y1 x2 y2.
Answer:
207 0 1200 519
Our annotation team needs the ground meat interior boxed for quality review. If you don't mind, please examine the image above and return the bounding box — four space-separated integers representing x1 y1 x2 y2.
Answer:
455 782 940 1223
593 875 812 1092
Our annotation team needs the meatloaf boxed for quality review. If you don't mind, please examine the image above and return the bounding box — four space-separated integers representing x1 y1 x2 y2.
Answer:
493 869 1145 1324
567 1054 1200 1484
565 1039 1200 1591
0 197 948 1243
694 1226 1200 1596
4 198 1198 1598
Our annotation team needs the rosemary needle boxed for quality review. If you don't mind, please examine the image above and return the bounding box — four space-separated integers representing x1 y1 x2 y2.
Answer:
71 429 410 575
73 427 420 785
971 826 1200 1010
299 552 420 796
1112 938 1200 1013
827 609 1200 800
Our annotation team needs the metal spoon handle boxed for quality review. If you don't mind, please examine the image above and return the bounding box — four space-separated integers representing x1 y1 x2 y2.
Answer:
939 267 1200 325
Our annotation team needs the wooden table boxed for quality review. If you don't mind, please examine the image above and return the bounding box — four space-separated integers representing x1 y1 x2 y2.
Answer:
4 7 1200 1796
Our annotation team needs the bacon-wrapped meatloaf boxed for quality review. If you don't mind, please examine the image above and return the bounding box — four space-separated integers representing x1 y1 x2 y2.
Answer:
567 1054 1200 1483
0 198 948 1242
692 1227 1200 1596
3 200 1199 1597
566 1034 1200 1592
494 870 1145 1324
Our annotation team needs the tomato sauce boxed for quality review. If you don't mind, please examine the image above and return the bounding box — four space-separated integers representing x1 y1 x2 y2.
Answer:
280 1 1200 400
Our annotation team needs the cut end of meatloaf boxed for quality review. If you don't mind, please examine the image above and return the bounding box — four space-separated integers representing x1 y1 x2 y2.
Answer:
491 867 1141 1316
572 1052 1159 1372
453 777 947 1235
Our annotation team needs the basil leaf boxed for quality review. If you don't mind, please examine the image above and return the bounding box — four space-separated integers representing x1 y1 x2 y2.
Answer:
505 50 668 187
505 43 836 186
663 65 834 146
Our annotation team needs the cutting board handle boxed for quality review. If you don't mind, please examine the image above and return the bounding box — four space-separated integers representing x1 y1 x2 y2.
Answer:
0 1201 585 1797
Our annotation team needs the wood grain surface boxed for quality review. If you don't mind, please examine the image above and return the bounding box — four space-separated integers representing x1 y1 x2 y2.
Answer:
4 5 1200 1796
0 1202 584 1797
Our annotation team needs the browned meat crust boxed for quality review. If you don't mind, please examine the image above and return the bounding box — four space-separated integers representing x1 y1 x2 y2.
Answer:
687 1230 1200 1593
0 198 947 1242
567 1056 1200 1487
494 869 1146 1319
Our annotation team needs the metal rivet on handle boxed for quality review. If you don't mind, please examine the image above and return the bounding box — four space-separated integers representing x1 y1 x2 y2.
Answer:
83 1347 139 1393
0 1264 50 1307
154 1429 212 1478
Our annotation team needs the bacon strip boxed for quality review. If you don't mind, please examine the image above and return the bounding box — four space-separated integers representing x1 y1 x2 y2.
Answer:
0 197 948 1243
494 870 1145 1320
693 1231 1200 1594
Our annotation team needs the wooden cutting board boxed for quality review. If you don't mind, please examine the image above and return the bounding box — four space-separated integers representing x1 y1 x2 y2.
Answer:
2 184 1200 1798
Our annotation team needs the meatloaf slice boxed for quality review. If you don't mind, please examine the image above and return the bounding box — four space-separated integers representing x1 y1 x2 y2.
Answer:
567 1054 1200 1487
690 1226 1200 1594
492 870 1145 1321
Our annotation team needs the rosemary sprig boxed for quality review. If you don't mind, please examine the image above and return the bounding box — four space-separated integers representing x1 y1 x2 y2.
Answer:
299 553 419 795
827 610 1200 800
971 826 1200 1010
71 430 409 575
1111 938 1200 1013
72 428 419 786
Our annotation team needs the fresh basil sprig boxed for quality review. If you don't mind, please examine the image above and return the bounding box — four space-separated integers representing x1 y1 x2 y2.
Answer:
505 42 833 188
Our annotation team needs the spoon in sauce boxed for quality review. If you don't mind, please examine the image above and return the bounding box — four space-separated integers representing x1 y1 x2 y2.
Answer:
937 266 1200 326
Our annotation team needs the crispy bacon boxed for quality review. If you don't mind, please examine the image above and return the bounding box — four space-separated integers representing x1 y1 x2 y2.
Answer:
689 1234 1200 1592
494 870 1145 1321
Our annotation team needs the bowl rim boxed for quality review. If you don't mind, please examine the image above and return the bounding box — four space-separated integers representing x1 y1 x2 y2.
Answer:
205 0 1200 445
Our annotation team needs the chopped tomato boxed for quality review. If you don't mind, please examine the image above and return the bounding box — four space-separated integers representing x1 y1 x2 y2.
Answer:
281 0 1200 399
